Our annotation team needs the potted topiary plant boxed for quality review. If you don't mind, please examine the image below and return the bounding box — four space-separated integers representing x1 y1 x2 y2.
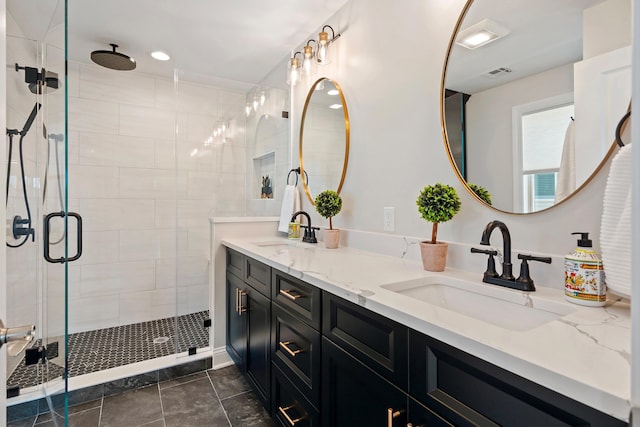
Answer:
416 183 461 271
315 190 343 249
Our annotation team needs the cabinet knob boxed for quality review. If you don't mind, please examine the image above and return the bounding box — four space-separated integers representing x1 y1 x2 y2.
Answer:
278 403 307 426
279 340 304 357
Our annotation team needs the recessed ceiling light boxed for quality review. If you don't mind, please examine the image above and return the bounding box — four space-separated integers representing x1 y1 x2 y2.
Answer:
151 51 170 61
456 19 510 50
327 89 339 96
329 104 342 109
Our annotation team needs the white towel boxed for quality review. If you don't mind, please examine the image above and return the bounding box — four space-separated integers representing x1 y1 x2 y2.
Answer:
600 143 632 298
278 185 301 232
555 120 575 203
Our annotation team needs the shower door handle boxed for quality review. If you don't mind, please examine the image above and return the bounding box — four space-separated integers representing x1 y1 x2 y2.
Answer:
44 211 83 263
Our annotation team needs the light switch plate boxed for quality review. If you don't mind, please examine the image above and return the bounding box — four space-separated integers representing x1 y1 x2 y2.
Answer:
383 207 395 232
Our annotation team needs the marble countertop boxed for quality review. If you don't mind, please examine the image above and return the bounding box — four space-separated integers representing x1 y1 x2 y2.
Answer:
221 237 631 421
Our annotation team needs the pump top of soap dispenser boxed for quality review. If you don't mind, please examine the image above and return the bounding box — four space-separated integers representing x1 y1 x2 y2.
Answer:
571 232 592 248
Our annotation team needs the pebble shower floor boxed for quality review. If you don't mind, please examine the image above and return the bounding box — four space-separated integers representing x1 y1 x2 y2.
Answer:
8 311 210 391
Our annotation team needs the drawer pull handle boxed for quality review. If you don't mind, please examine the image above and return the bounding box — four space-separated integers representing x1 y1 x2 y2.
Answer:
279 341 303 357
235 288 239 314
387 407 405 427
238 290 247 315
278 404 306 426
280 289 304 300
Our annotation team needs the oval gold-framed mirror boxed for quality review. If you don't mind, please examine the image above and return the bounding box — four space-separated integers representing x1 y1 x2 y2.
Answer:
441 0 631 214
299 77 350 204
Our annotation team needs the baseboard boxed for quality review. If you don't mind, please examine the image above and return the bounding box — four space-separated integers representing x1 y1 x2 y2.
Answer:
212 346 233 369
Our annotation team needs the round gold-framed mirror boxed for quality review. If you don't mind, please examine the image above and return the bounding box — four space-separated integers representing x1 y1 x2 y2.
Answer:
441 0 631 214
299 77 350 204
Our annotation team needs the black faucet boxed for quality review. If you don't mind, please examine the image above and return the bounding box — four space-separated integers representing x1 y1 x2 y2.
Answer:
480 220 514 281
472 220 551 292
291 211 318 244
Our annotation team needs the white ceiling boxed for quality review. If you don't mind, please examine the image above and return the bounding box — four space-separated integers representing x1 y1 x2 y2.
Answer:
8 0 349 87
445 0 606 94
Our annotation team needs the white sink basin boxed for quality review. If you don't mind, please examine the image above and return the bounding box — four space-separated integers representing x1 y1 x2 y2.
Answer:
382 276 574 331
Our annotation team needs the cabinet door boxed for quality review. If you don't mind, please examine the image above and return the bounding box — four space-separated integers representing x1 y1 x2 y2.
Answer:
322 337 407 427
226 272 246 369
246 286 271 409
323 292 408 389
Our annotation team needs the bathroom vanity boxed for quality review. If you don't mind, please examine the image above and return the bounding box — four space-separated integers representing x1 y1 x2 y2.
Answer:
223 237 630 426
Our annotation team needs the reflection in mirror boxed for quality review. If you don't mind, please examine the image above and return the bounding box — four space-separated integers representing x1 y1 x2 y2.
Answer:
300 78 350 204
442 0 631 213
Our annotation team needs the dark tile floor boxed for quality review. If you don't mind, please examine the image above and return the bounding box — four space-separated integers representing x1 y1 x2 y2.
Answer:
8 365 275 427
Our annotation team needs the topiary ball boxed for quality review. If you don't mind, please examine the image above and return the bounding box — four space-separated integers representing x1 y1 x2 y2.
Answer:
416 183 461 224
315 190 343 219
468 183 492 206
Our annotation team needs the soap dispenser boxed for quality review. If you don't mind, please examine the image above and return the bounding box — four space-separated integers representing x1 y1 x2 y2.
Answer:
564 232 606 306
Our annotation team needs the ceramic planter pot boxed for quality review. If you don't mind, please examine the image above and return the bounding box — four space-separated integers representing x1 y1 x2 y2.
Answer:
419 241 448 272
324 229 341 249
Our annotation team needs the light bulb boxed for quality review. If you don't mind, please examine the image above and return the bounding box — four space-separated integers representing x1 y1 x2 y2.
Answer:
252 97 259 111
259 92 266 106
287 56 300 86
302 45 314 78
245 104 251 117
316 31 329 64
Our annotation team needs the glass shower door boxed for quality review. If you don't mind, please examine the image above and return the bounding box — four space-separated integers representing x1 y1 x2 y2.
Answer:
5 0 70 423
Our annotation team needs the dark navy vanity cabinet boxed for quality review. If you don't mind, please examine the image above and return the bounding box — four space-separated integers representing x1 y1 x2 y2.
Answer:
226 248 626 427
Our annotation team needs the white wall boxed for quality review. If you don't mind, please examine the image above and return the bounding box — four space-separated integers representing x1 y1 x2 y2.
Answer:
65 62 247 333
290 0 612 264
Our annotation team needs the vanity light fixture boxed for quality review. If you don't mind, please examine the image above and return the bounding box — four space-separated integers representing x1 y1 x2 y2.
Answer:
151 51 170 61
316 25 340 65
302 40 317 79
456 19 510 50
287 51 302 86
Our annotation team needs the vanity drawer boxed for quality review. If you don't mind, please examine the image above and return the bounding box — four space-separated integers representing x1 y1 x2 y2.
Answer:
245 257 271 297
272 270 321 330
226 248 244 278
409 330 626 427
322 291 408 389
272 303 321 407
272 365 320 427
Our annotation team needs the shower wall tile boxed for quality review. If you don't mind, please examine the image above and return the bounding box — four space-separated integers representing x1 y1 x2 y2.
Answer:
80 260 156 297
67 62 81 98
177 199 216 228
119 105 176 139
118 288 180 325
155 199 177 228
118 229 179 262
79 199 155 231
155 138 177 170
68 97 119 134
79 231 120 265
183 285 209 314
155 257 208 289
187 171 217 200
69 165 119 198
68 131 80 165
119 168 187 199
78 132 156 168
68 295 120 334
187 228 209 257
80 64 156 107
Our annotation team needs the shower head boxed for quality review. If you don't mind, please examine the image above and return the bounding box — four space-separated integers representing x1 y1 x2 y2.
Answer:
91 43 136 71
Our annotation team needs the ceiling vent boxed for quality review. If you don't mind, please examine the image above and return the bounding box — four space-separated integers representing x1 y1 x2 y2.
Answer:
484 67 512 79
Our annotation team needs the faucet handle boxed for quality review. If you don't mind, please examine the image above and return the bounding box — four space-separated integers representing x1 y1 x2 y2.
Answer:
517 254 552 264
515 254 552 291
470 247 499 280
